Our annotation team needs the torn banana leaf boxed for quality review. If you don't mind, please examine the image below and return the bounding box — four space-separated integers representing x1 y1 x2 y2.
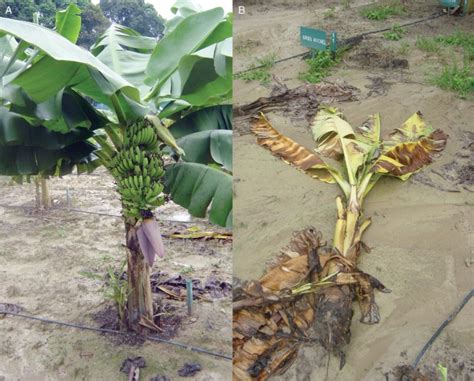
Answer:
372 129 447 180
250 113 339 185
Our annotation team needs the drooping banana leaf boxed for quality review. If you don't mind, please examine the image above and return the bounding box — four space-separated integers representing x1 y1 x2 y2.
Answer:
164 162 232 227
0 106 102 148
177 129 232 171
168 105 232 139
0 140 96 176
0 16 145 120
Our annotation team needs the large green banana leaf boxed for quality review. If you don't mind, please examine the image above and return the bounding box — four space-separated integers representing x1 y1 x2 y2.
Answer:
91 24 156 96
0 141 96 176
0 15 144 120
164 162 232 227
55 3 82 43
145 8 232 110
177 129 232 171
0 105 101 176
168 105 232 138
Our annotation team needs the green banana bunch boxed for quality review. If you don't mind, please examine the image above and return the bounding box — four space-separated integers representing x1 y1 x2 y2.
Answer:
108 119 165 219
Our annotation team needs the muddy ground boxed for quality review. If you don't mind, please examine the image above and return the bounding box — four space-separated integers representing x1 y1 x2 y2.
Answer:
0 168 232 380
234 1 473 380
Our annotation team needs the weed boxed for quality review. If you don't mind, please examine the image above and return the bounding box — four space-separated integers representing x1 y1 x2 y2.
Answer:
104 260 129 324
79 270 102 280
236 69 271 84
181 265 195 275
416 32 474 61
416 37 440 53
435 31 474 49
235 53 277 85
437 364 448 381
299 50 339 83
432 62 474 98
323 7 336 19
257 53 277 68
341 0 350 9
384 25 404 41
397 41 410 56
361 3 405 20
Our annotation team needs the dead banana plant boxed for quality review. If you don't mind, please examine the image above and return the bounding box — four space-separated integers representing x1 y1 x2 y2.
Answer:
233 108 447 380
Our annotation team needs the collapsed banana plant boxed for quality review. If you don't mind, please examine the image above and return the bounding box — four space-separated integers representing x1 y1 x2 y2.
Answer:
233 108 447 380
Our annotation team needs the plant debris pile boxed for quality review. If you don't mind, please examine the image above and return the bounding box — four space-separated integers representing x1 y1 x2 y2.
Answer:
150 272 232 299
233 82 359 135
178 362 202 377
232 228 389 380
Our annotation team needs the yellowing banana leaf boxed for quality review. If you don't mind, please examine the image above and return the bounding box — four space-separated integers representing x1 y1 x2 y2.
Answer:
251 113 337 185
311 108 371 184
356 113 381 144
372 129 448 180
388 111 434 142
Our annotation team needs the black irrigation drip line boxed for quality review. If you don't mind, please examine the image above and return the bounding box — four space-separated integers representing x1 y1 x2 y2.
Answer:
0 310 232 361
412 289 473 368
0 203 195 224
234 12 446 75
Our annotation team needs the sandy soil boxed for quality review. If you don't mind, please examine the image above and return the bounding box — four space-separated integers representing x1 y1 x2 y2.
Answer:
0 168 232 380
234 1 473 380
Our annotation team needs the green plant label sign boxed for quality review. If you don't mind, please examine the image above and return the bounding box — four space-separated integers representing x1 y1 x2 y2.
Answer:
300 27 337 52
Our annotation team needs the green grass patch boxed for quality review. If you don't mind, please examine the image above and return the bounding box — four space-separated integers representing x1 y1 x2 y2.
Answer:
416 31 474 61
235 53 277 85
361 3 405 20
432 62 474 98
383 24 405 41
416 36 440 53
298 50 340 83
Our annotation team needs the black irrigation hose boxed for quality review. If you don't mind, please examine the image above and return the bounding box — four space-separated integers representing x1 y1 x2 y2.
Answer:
1 310 232 361
412 289 473 368
234 12 446 75
0 203 195 224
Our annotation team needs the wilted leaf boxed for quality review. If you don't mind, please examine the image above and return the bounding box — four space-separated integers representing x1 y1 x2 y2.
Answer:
356 113 381 144
251 113 337 184
372 129 448 180
389 111 433 142
311 108 371 183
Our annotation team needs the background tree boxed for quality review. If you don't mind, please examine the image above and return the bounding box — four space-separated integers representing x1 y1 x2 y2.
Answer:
78 3 110 47
0 0 110 47
100 0 164 38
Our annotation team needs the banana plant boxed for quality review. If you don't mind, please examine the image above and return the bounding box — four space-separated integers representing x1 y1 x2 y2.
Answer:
248 108 447 371
0 3 232 331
